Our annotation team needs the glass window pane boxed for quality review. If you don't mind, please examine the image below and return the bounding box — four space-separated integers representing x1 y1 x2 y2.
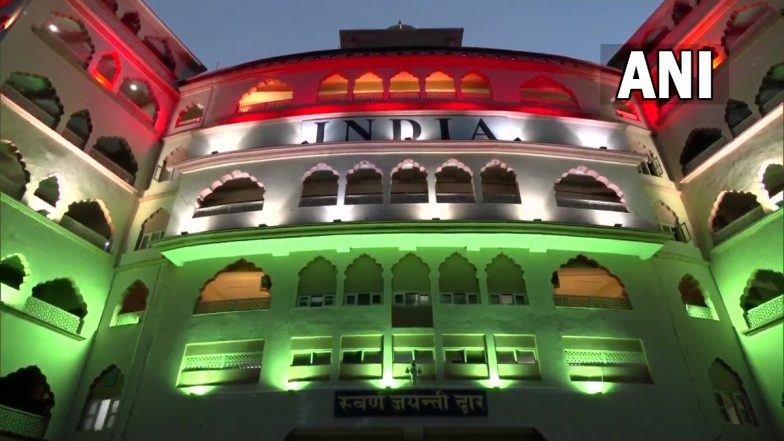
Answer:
346 295 356 305
515 295 526 305
358 293 370 305
312 352 331 365
517 351 537 364
297 296 308 307
343 350 362 364
500 294 514 304
489 294 500 304
468 294 478 304
394 294 404 304
454 293 466 304
292 353 311 366
106 415 116 429
441 293 452 303
394 350 413 363
110 399 120 412
465 350 485 364
445 349 464 363
324 295 334 306
95 399 111 430
363 350 382 364
419 294 430 305
311 295 323 307
496 350 516 364
372 294 381 304
405 293 416 305
414 350 434 363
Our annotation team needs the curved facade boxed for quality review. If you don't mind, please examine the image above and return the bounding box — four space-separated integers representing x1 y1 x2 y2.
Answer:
0 1 782 441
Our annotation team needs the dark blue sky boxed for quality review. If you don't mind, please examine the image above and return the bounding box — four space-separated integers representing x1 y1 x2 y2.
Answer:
146 0 661 70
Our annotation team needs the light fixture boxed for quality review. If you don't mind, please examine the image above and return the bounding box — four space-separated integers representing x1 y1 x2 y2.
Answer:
48 24 59 32
129 83 139 91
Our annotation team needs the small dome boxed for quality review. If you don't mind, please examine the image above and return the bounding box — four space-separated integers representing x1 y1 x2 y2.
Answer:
388 20 416 31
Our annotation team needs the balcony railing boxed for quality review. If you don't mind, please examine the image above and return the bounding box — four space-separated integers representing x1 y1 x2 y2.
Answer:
745 295 783 330
193 201 264 218
0 84 58 128
390 192 428 204
111 311 143 327
682 136 727 175
556 197 628 212
88 148 136 184
0 174 23 200
554 295 632 310
194 297 270 315
23 295 82 334
339 363 383 380
0 404 48 439
685 304 714 319
344 194 383 205
299 195 338 207
238 98 295 114
59 215 110 250
712 205 767 246
482 193 521 204
436 193 475 203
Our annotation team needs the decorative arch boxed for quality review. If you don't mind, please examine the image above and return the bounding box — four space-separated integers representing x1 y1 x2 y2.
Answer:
0 366 55 420
62 109 92 148
143 36 176 70
345 161 383 205
353 72 383 98
196 259 271 313
120 12 141 35
238 78 293 112
460 72 491 98
175 103 204 127
425 71 455 97
28 278 88 333
33 175 60 207
391 159 428 203
438 253 479 297
480 159 520 203
653 200 690 242
318 73 348 99
709 359 757 425
759 162 784 203
297 257 337 307
39 12 94 67
392 253 430 295
0 254 28 290
91 136 138 184
79 365 124 431
552 255 630 309
755 62 784 115
435 159 474 203
554 166 627 212
680 128 725 175
389 71 420 96
679 275 712 318
486 254 527 305
725 99 754 136
136 208 169 250
158 146 188 181
740 269 784 329
92 53 120 89
721 2 773 54
62 199 114 249
300 163 339 207
344 255 383 305
0 139 30 200
195 170 265 217
1 72 63 128
119 78 158 122
117 280 148 315
708 191 762 233
519 76 579 108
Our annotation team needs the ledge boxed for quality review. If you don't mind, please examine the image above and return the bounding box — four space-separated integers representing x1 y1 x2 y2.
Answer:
711 208 783 255
0 302 85 341
155 220 669 266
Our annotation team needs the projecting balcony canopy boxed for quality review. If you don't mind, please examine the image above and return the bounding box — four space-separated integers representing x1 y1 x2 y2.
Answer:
153 220 669 267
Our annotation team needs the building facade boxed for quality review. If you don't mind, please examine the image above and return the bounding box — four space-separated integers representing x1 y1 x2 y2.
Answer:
0 0 782 440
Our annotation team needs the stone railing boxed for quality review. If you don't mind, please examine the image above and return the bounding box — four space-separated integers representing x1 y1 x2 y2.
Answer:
0 404 48 439
111 311 144 327
564 349 646 366
683 136 727 175
712 206 767 246
88 148 135 184
554 295 631 310
745 295 783 330
685 304 714 319
194 297 270 315
23 295 82 334
192 201 264 218
59 215 110 250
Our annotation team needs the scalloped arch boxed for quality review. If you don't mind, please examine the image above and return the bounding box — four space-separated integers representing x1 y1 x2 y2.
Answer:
555 165 626 205
435 158 473 176
391 159 426 175
303 163 339 179
197 170 264 202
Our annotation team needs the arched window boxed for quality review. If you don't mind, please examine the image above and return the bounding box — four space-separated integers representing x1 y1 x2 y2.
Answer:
135 208 169 250
195 259 271 314
1 72 63 128
0 140 30 200
112 280 148 326
679 275 713 319
79 366 123 431
38 13 94 68
238 79 293 112
344 255 383 306
480 160 520 203
345 161 382 205
761 163 784 201
709 191 763 240
755 63 784 115
119 78 158 123
438 253 479 304
486 254 527 305
725 99 754 137
520 76 579 108
61 200 114 250
91 136 138 184
709 359 757 426
318 74 348 100
0 366 53 438
120 12 140 35
175 103 203 127
424 71 455 99
25 278 87 333
297 257 337 307
143 36 176 70
390 159 427 204
435 159 474 203
671 1 692 26
93 53 120 89
460 72 491 99
654 201 690 242
300 164 338 207
741 270 784 329
353 72 383 100
0 254 27 291
680 128 726 175
156 146 187 182
33 176 60 207
552 255 630 309
722 2 773 54
195 171 265 217
62 109 92 148
554 167 626 212
389 71 420 98
391 254 432 327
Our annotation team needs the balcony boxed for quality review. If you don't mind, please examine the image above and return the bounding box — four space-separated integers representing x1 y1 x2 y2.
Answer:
23 295 82 334
0 404 48 439
193 297 270 315
712 206 767 246
685 304 714 320
110 311 143 327
554 295 631 310
745 295 783 330
88 149 135 184
59 214 110 250
565 350 651 383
